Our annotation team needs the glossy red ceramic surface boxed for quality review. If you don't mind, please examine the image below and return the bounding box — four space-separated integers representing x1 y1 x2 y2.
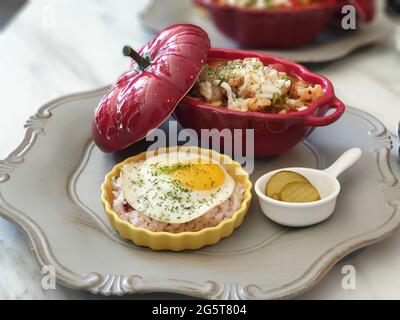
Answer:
340 0 375 22
92 24 210 153
195 0 375 48
175 48 345 157
194 0 337 48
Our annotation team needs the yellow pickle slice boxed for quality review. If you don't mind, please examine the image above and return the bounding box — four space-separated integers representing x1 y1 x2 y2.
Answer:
265 170 321 203
279 181 321 203
265 171 309 199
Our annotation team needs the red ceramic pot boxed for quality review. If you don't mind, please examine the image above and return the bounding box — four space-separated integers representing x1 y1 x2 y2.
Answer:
194 0 338 48
174 48 345 157
335 0 375 22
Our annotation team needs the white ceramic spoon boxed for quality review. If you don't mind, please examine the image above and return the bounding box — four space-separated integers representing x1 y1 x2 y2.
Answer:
255 148 362 227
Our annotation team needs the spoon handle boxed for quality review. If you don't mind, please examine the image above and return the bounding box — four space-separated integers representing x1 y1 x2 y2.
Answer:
324 148 362 178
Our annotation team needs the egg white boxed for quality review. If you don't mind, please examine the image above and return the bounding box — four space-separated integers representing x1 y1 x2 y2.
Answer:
119 152 235 223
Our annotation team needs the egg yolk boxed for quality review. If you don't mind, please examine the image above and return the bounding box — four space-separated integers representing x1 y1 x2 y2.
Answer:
171 163 225 190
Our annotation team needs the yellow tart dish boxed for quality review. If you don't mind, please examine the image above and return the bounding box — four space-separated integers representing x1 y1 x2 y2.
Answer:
101 146 252 251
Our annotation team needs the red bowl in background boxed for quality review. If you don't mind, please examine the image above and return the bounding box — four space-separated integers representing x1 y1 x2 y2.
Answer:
174 48 345 157
194 0 375 48
194 0 338 48
339 0 375 22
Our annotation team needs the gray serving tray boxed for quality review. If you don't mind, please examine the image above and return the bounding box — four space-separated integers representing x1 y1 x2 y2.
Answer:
0 87 399 299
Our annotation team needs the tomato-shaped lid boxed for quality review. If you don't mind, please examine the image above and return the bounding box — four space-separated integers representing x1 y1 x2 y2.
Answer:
92 24 211 153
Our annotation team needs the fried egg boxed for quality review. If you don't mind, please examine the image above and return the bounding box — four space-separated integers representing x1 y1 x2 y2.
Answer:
119 152 235 223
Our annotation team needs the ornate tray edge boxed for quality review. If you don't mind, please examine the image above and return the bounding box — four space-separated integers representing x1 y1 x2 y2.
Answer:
0 88 399 300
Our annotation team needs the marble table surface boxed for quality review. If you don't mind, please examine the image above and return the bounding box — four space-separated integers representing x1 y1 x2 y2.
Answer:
1 0 400 300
